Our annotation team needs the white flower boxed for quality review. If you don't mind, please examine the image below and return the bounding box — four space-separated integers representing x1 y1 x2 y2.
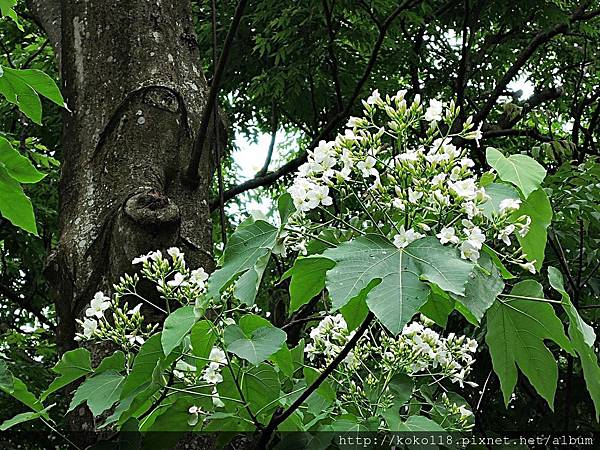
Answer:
497 224 515 246
460 240 480 262
499 198 521 213
449 178 478 200
393 227 424 248
347 116 361 128
356 156 378 178
306 184 333 209
430 173 446 187
392 198 405 210
408 189 423 204
85 292 111 318
132 252 152 265
167 247 184 262
458 405 473 420
366 89 381 105
464 226 485 249
127 335 145 346
82 318 98 338
202 367 223 384
167 272 188 288
517 216 531 237
223 317 235 326
212 389 225 408
190 268 209 288
437 227 459 245
424 99 443 122
127 303 143 316
463 201 479 219
209 347 227 365
519 261 536 274
188 405 201 426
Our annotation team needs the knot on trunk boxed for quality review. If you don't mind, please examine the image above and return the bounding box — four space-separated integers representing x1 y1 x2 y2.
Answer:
124 190 180 228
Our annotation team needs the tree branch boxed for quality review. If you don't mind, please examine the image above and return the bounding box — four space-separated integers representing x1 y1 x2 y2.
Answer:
482 128 553 142
322 0 343 112
256 104 279 178
258 312 375 447
185 0 249 186
474 1 594 126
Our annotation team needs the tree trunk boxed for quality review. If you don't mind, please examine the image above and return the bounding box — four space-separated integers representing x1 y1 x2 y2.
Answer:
28 0 217 351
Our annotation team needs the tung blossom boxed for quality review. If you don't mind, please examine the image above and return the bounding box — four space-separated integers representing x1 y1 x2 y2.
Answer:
437 227 459 245
82 318 98 338
86 292 111 318
424 99 443 122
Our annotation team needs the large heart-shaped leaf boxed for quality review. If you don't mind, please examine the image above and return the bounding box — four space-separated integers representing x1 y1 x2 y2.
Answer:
224 324 286 365
323 235 474 334
486 280 572 409
41 348 92 401
162 305 197 356
68 370 125 417
511 189 552 270
486 147 546 198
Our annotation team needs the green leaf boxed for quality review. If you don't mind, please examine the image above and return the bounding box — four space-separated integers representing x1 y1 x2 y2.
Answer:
323 235 473 334
41 348 92 401
224 324 286 365
0 68 64 123
0 165 37 234
0 404 54 431
281 256 334 314
217 363 281 423
0 359 14 392
277 192 296 225
121 334 163 398
548 267 600 420
161 305 197 356
0 0 22 29
304 366 335 403
481 182 520 219
242 364 281 421
271 346 294 377
420 287 455 328
340 294 369 331
485 280 572 409
453 253 504 323
482 244 515 279
388 373 414 407
0 362 44 413
0 136 46 183
0 68 41 123
486 147 546 198
208 219 280 305
398 415 445 432
68 370 125 416
96 351 126 373
511 189 552 271
6 69 65 107
190 320 217 372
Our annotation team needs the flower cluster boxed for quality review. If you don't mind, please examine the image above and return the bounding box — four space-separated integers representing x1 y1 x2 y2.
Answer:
75 286 155 349
286 90 536 272
76 247 210 348
133 247 209 305
381 320 478 388
304 314 356 365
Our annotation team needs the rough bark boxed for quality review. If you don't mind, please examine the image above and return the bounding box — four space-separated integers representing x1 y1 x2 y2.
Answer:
28 0 218 352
